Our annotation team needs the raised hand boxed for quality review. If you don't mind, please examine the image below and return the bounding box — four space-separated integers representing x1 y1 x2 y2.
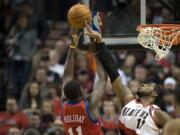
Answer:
70 28 82 48
85 21 103 44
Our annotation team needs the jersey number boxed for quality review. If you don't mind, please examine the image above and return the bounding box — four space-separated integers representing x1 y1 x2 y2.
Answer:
137 118 145 129
68 126 83 135
137 112 148 129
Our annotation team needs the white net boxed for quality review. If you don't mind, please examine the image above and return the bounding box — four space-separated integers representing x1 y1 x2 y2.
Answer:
138 27 180 60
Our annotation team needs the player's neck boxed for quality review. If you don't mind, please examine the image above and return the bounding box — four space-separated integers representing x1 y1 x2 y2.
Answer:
140 98 152 107
68 97 82 103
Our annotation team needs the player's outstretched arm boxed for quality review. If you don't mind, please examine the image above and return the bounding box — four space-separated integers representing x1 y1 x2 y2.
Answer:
63 47 76 87
85 24 134 105
163 119 180 135
153 109 172 128
62 30 81 98
88 56 107 118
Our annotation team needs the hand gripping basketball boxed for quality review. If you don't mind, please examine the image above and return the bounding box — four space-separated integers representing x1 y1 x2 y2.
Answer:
70 28 82 49
85 22 103 44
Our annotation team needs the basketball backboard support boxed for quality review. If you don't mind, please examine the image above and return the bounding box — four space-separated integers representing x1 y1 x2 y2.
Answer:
80 0 180 50
81 0 146 49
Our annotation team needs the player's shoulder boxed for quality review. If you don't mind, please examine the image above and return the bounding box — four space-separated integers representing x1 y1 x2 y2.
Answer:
150 104 160 109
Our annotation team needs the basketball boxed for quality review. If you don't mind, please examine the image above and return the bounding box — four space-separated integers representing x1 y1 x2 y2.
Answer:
68 4 92 29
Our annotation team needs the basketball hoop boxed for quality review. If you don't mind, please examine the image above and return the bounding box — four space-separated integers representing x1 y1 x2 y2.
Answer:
137 24 180 60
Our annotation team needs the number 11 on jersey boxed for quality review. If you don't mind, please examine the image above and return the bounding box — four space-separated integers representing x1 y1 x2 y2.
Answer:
68 126 83 135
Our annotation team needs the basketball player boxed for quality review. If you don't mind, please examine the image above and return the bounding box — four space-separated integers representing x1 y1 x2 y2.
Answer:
85 24 171 135
163 88 180 135
62 30 107 135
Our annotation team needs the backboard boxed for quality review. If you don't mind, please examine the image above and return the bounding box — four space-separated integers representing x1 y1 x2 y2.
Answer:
80 0 180 50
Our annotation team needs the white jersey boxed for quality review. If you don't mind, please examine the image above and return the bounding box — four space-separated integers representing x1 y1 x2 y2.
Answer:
119 100 160 135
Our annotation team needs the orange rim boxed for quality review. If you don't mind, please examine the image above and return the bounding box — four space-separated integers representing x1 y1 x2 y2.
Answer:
137 24 180 45
137 24 180 31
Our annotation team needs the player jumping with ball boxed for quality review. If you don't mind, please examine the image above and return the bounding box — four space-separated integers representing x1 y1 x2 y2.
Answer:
85 23 172 135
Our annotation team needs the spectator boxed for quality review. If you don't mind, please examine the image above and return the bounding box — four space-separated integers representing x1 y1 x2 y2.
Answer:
0 0 17 35
134 65 148 83
54 40 67 58
6 14 37 98
22 128 41 135
144 51 158 66
163 89 175 117
30 45 52 81
45 126 64 135
40 52 60 83
77 69 93 95
49 49 64 78
41 100 54 115
54 118 64 134
128 80 140 97
76 52 95 94
18 1 39 33
101 100 119 134
8 127 21 135
122 54 136 81
47 82 62 116
20 68 49 107
0 97 29 135
164 77 177 91
29 112 41 128
171 65 180 84
41 101 55 132
20 82 41 113
163 77 177 116
29 112 42 133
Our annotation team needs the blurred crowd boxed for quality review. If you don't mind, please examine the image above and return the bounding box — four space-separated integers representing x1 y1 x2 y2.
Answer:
0 0 180 135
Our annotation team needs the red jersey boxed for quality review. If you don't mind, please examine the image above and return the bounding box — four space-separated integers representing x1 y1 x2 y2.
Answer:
0 111 29 135
63 100 104 135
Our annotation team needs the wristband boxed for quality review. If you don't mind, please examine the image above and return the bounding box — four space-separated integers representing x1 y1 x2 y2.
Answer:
70 45 76 48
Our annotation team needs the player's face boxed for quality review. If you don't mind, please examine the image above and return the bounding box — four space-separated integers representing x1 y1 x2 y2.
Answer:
139 84 154 94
